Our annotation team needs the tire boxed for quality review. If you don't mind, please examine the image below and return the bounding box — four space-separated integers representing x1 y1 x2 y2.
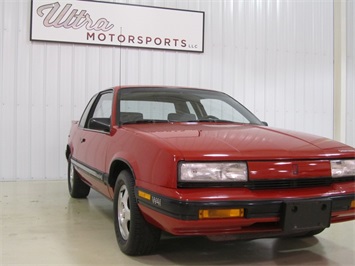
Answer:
114 170 161 256
67 156 90 198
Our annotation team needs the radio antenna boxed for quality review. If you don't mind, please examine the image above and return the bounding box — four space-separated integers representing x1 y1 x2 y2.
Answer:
119 26 123 87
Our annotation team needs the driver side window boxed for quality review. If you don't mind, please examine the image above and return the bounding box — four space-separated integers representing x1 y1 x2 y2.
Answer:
85 91 113 130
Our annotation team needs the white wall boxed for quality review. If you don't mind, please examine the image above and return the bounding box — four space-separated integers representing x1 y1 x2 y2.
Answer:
347 0 355 147
0 0 342 180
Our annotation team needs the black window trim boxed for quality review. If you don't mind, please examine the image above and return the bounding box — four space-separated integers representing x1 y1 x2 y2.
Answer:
80 89 114 130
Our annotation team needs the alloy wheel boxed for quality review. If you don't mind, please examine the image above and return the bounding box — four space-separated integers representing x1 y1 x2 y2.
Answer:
117 184 130 240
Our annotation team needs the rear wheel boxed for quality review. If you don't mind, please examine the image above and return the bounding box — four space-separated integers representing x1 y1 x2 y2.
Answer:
114 170 161 255
67 156 90 198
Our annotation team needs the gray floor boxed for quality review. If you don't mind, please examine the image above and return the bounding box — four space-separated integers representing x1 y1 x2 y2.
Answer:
1 180 354 266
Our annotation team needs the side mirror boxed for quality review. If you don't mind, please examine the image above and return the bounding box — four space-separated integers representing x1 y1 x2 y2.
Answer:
88 118 111 132
261 121 268 126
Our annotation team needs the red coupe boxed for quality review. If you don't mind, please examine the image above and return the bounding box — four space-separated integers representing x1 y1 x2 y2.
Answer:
66 86 355 255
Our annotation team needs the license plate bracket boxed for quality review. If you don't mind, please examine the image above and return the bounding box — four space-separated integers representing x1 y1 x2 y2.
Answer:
282 199 331 232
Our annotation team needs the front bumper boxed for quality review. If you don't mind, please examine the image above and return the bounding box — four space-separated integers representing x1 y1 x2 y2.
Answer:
136 187 355 236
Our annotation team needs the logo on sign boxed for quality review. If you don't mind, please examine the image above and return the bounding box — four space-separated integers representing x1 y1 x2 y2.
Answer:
36 2 114 31
31 0 204 52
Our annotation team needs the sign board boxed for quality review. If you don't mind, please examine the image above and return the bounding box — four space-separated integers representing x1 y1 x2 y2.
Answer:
30 0 205 52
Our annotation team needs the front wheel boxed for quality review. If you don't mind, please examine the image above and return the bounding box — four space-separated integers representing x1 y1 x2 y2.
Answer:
114 170 161 255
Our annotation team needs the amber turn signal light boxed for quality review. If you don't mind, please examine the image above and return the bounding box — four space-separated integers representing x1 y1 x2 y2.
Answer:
199 208 244 219
138 190 151 201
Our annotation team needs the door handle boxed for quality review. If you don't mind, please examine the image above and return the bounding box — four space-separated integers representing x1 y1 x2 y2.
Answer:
80 138 86 143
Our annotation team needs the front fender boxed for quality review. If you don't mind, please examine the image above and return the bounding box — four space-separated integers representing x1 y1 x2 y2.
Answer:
106 129 180 189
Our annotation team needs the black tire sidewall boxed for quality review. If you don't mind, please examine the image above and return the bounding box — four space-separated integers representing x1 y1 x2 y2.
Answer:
113 169 161 255
67 156 90 198
114 170 136 253
67 158 75 195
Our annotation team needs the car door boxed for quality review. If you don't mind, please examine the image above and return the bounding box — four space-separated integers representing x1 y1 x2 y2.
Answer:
74 90 113 197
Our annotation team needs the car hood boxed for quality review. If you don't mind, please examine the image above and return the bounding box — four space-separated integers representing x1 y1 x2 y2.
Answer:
124 123 355 160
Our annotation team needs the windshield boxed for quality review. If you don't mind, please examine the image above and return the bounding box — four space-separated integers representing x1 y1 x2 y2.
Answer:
117 87 263 125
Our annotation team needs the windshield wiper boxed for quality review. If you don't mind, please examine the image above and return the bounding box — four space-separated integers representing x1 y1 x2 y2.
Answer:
122 119 169 125
196 119 235 123
122 119 243 125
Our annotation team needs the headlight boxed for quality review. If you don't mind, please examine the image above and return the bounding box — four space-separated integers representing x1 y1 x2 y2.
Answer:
179 162 248 182
330 159 355 177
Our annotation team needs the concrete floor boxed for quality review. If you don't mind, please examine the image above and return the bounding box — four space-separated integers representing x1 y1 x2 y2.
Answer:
1 180 354 266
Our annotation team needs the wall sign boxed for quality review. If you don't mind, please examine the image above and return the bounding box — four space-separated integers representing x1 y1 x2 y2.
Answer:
30 0 205 53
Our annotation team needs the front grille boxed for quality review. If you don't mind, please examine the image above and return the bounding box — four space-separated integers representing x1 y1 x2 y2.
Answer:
247 176 355 190
177 176 355 189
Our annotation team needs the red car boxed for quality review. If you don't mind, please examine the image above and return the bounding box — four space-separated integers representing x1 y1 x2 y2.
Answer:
66 86 355 256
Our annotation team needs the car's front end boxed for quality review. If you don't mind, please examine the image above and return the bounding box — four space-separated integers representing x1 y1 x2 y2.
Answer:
129 122 355 239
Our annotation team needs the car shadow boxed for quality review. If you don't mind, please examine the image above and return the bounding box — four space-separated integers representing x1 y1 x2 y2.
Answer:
133 234 324 265
66 190 113 222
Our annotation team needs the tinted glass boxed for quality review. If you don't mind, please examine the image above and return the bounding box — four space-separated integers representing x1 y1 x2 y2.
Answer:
118 87 262 125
